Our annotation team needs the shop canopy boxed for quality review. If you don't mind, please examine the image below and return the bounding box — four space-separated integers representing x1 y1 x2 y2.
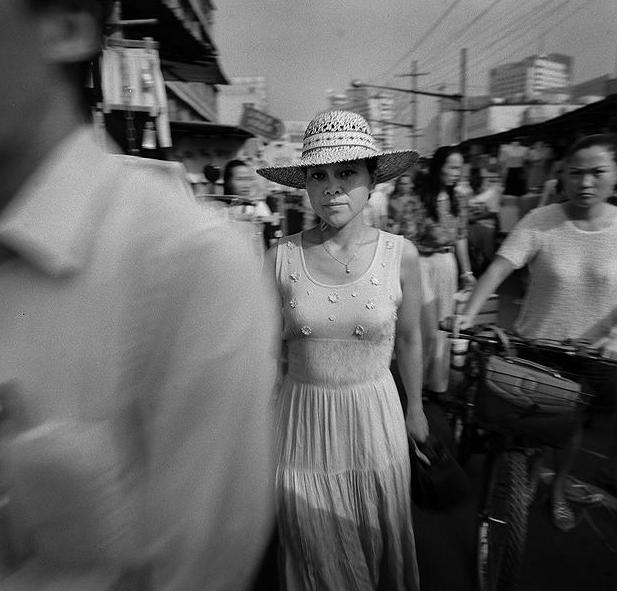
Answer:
460 94 617 152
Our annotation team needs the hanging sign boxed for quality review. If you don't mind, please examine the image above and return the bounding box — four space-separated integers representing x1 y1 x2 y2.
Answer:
240 105 285 140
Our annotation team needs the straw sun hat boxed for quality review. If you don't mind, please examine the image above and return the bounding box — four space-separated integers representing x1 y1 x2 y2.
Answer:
256 110 419 189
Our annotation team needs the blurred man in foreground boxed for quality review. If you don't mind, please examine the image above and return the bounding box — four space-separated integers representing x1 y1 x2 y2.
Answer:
0 1 279 589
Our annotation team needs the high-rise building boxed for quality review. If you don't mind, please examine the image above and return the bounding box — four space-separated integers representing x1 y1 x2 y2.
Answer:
367 93 395 150
489 54 572 101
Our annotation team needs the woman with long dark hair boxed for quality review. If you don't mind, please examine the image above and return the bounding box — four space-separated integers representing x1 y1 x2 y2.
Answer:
415 146 475 399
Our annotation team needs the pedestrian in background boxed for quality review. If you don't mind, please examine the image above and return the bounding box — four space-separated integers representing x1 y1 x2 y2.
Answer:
0 1 279 588
362 181 391 229
415 146 476 401
224 158 275 255
499 137 529 197
258 110 426 590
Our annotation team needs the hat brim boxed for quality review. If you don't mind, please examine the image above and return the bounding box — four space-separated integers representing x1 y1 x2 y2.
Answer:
256 149 419 189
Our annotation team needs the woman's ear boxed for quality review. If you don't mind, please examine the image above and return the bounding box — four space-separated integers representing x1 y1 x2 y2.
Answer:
38 6 101 64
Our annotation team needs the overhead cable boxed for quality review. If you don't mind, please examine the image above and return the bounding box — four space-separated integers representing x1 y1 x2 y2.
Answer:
370 0 463 83
422 0 566 74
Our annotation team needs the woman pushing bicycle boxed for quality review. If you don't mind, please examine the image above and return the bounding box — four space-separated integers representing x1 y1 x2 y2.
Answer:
452 133 617 531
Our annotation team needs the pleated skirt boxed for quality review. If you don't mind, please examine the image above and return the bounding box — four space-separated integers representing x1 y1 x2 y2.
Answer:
275 372 420 591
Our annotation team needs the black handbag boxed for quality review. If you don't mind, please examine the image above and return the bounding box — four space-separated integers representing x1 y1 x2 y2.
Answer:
408 435 471 512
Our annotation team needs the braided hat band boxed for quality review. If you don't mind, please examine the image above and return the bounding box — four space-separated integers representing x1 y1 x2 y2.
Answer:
256 110 419 189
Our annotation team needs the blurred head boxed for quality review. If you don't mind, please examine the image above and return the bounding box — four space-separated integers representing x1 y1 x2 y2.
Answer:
1 1 108 113
422 146 465 220
223 160 255 197
429 146 464 190
0 0 108 203
563 134 617 210
440 152 464 188
393 172 413 196
305 159 376 229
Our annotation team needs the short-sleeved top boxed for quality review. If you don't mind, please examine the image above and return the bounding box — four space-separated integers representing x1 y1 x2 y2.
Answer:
414 189 469 253
497 203 617 341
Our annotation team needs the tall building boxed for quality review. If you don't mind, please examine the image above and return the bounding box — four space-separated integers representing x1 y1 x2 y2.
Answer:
489 54 572 101
367 93 395 150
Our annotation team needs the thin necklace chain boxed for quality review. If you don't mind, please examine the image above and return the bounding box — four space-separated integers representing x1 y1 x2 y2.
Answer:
320 230 361 274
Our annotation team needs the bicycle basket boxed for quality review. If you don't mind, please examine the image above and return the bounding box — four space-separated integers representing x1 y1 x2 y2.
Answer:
477 354 585 448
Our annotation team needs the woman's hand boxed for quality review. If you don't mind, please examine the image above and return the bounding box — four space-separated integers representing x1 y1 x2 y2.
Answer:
442 314 475 336
407 409 429 443
460 271 476 290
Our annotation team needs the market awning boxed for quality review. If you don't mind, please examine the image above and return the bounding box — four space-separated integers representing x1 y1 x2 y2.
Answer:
460 94 617 149
165 81 218 121
170 121 254 139
161 59 227 84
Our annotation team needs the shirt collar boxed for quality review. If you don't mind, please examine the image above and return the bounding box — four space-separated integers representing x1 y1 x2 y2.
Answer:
0 126 121 277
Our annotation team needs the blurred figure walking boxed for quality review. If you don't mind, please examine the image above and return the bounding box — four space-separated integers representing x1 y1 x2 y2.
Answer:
0 1 279 589
415 146 475 400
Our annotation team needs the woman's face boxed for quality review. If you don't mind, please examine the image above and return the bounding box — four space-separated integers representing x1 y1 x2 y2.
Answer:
440 152 464 187
563 145 617 210
306 160 373 228
229 165 255 197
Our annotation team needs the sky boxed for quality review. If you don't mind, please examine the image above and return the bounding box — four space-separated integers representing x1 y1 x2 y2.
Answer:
214 0 617 128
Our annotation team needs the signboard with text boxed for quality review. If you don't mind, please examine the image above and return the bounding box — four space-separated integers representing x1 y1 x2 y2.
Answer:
240 104 285 140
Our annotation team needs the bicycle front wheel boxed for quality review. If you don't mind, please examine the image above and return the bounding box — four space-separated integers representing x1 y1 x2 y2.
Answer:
478 450 532 591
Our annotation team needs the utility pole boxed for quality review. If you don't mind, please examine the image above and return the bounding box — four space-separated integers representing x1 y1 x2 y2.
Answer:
398 61 429 150
350 79 462 150
436 83 445 148
459 48 467 143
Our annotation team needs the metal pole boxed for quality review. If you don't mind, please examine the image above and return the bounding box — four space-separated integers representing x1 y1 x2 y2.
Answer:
351 80 461 100
411 60 418 150
459 48 467 143
437 84 445 149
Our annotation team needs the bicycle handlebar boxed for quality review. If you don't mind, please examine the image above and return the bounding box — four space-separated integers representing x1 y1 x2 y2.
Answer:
439 321 617 366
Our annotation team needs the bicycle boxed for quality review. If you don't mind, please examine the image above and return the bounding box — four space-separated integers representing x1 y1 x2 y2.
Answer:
440 322 617 591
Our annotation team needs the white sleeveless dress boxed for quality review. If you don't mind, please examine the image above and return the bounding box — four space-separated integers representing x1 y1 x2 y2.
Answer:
274 230 420 591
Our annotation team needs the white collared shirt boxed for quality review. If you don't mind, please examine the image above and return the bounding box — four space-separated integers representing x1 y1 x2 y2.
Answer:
0 127 279 590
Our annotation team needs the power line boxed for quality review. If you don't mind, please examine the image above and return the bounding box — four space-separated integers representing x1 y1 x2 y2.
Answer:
375 0 592 128
422 0 566 74
468 0 577 67
420 0 579 87
408 0 464 55
420 0 542 72
370 0 463 84
423 0 592 105
418 0 514 70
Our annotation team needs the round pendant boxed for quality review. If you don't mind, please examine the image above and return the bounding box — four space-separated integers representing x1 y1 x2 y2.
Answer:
346 267 351 274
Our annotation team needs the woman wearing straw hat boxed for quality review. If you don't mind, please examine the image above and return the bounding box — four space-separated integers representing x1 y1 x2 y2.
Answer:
258 110 426 590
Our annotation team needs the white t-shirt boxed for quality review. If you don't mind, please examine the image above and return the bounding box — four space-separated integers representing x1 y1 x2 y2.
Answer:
497 203 617 341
